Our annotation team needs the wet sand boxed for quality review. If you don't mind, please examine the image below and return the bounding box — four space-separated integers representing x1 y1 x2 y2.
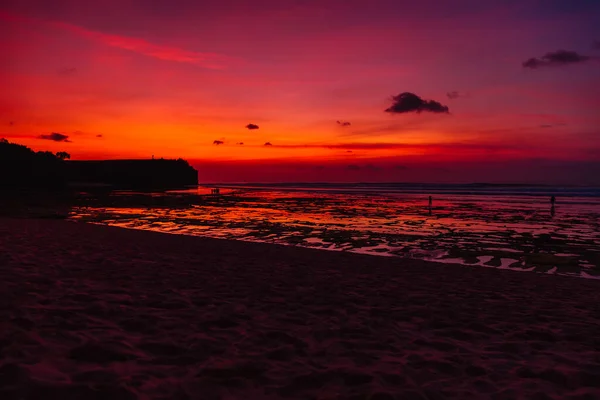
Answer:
2 218 600 399
70 190 600 278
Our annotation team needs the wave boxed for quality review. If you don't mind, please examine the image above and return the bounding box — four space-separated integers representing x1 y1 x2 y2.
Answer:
200 183 600 198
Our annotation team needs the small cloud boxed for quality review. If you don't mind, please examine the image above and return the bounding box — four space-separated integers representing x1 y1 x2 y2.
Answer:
522 50 591 68
539 123 567 129
96 134 103 138
336 120 351 127
38 132 71 142
58 67 77 76
346 150 353 153
365 163 381 171
385 92 449 114
236 142 244 145
213 140 224 145
446 91 471 100
264 142 272 146
245 123 259 130
8 121 14 126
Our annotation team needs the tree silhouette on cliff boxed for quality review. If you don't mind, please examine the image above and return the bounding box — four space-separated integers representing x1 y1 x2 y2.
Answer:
0 139 68 188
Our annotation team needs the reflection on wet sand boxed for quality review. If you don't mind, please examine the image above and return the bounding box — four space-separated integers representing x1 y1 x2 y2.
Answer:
70 189 600 279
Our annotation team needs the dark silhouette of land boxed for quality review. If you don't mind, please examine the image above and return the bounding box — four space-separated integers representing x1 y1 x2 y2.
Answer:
1 139 198 190
0 138 68 189
1 139 198 217
66 159 198 189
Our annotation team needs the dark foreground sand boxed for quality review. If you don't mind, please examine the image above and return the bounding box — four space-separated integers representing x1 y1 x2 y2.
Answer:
1 219 600 400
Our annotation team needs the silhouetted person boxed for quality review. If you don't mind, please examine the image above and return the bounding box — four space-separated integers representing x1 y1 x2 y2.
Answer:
428 195 432 215
550 196 556 217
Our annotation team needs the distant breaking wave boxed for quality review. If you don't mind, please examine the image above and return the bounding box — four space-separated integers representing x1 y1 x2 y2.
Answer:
201 183 600 198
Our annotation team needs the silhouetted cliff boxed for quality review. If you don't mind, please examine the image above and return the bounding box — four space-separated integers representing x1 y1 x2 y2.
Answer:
1 139 198 190
66 159 198 189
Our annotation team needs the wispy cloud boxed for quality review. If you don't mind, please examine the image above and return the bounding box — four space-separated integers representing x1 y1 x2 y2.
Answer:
58 67 77 76
385 92 450 114
257 142 518 151
336 120 351 127
340 119 429 138
213 140 224 145
0 11 236 69
522 50 591 69
539 123 567 129
446 91 470 100
39 132 71 142
264 142 273 146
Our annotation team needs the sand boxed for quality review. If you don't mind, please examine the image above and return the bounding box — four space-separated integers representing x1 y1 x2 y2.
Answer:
1 218 600 400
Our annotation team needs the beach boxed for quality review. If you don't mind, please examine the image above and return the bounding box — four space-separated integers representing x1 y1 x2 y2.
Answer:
2 218 600 399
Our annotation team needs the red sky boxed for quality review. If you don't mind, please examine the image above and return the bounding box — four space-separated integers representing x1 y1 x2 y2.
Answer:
1 0 600 183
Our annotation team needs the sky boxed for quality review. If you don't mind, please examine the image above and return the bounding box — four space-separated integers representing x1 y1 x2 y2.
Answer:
1 0 600 183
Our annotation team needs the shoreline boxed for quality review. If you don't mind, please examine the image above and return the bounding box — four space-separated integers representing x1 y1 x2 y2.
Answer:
72 214 600 280
2 218 600 399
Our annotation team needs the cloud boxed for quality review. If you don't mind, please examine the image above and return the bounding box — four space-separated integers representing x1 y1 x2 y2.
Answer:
540 123 567 129
254 141 525 154
522 50 591 68
336 120 351 127
446 91 470 100
0 11 235 70
96 134 103 138
245 123 259 130
9 121 14 126
213 140 224 145
385 92 450 114
58 67 77 76
236 142 244 145
264 142 272 146
365 164 381 171
273 142 411 150
38 132 71 142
